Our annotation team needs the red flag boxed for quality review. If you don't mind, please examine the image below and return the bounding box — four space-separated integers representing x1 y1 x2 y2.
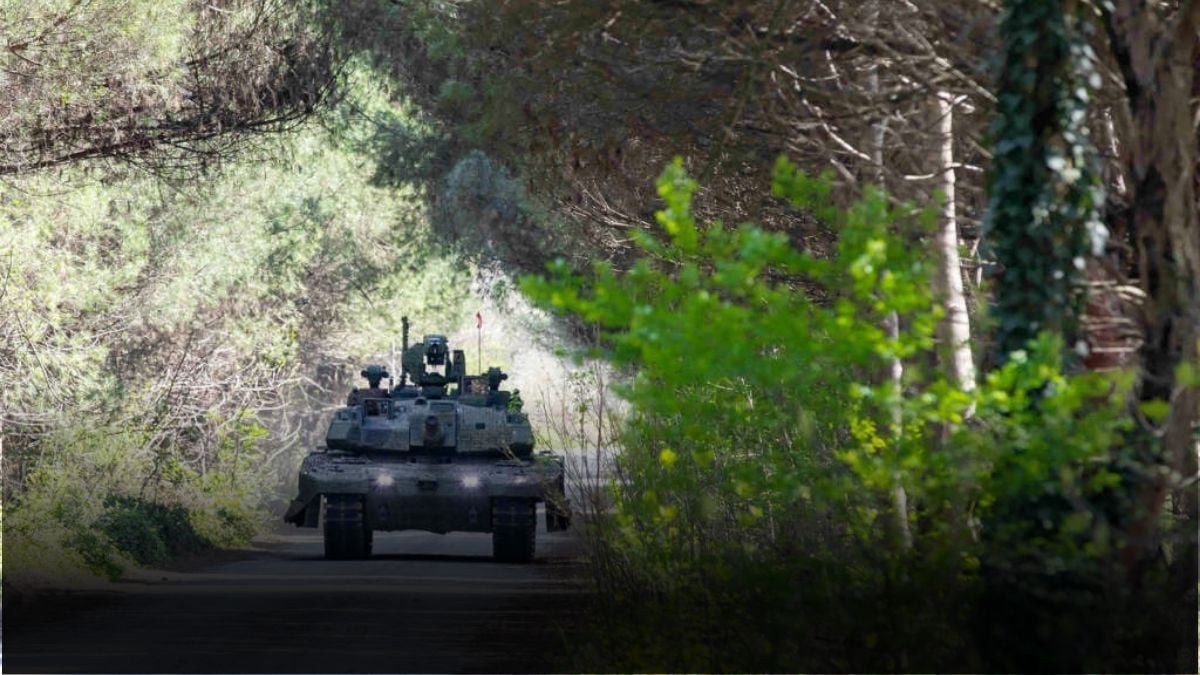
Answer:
475 311 483 329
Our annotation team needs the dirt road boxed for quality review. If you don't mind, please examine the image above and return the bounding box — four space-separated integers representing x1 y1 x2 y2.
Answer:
4 520 586 674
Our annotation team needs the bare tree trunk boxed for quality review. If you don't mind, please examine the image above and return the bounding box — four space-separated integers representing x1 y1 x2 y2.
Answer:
934 92 976 396
884 312 912 550
866 1 911 551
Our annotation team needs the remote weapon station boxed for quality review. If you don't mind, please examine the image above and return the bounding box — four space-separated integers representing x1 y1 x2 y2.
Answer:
284 317 570 561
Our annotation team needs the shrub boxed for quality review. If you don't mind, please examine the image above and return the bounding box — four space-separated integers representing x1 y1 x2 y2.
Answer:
99 497 209 567
523 158 1176 671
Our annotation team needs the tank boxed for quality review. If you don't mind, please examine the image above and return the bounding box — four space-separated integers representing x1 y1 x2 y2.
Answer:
283 317 571 562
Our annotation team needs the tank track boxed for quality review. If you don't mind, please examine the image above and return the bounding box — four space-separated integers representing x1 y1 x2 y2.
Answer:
491 498 536 563
324 494 373 560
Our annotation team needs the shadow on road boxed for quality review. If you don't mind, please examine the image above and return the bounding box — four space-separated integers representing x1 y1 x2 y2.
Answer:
287 551 579 565
5 529 589 674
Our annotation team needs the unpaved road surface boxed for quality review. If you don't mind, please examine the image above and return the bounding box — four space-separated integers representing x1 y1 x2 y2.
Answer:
5 522 586 674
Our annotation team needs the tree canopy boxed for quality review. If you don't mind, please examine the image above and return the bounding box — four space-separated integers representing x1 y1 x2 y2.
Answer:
1 0 1196 671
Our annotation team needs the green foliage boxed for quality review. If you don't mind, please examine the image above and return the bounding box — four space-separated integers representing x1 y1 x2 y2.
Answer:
436 79 480 119
985 0 1106 356
0 0 194 117
526 156 949 552
968 336 1132 558
99 497 209 567
3 421 258 581
2 0 334 173
524 158 1158 671
2 59 471 586
324 61 446 188
403 0 464 62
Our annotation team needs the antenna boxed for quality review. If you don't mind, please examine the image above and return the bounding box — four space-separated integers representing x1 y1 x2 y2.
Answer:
400 316 410 387
389 336 396 392
475 311 483 374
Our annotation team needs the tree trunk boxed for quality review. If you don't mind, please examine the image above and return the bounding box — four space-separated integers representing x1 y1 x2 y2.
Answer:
866 0 911 551
934 92 976 395
1102 0 1199 582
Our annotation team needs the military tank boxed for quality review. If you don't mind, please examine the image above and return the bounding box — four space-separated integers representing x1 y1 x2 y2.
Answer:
284 317 570 562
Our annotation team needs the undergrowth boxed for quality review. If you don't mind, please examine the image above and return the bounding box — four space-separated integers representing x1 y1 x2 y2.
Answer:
525 158 1196 672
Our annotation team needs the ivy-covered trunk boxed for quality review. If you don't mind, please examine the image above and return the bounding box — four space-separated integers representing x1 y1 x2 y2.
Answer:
984 0 1105 359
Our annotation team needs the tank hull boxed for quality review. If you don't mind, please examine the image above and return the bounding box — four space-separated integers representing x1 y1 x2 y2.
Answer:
284 450 569 535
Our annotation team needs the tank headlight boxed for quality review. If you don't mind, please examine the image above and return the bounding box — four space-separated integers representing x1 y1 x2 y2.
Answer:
461 475 481 489
375 474 395 488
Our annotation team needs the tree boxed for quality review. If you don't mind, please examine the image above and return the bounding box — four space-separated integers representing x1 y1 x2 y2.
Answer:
0 0 336 175
1097 0 1199 581
935 91 977 393
985 0 1106 359
331 0 999 276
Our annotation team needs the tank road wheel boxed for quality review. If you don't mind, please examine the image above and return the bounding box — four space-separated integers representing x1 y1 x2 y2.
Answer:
323 494 371 560
491 498 536 563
